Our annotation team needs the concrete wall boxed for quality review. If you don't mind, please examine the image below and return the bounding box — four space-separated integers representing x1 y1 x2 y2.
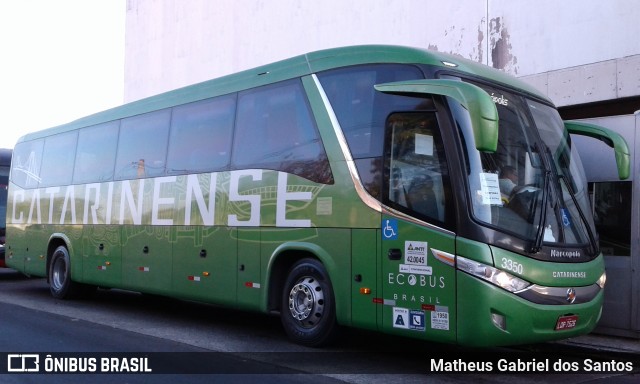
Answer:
124 0 640 107
521 55 640 107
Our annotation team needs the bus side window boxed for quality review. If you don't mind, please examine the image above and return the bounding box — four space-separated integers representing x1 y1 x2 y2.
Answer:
73 121 119 184
40 131 78 187
11 140 45 189
317 64 427 197
232 79 333 184
115 109 171 180
167 95 235 174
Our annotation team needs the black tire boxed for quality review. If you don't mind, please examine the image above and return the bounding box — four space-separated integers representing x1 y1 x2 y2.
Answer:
280 258 338 347
49 245 92 299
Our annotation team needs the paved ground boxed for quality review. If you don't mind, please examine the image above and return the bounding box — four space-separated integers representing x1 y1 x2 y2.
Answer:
560 333 640 355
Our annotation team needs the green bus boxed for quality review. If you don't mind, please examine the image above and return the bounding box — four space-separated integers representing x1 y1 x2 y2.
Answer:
6 45 630 347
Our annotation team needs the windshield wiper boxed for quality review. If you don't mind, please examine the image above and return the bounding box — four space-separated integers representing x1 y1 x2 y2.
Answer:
528 170 550 253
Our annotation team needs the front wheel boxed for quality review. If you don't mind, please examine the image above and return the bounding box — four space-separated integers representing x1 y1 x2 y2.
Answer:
280 259 338 347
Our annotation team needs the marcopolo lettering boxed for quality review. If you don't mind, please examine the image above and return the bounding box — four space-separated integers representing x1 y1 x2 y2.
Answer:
550 249 581 258
490 93 509 106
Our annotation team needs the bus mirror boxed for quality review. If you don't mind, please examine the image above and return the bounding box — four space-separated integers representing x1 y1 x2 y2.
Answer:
564 120 630 180
374 79 498 152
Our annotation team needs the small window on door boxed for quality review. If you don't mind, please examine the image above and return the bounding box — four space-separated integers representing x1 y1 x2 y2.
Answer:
384 112 453 229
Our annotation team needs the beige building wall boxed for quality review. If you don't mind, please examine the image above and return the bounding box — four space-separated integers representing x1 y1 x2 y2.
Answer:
124 0 640 107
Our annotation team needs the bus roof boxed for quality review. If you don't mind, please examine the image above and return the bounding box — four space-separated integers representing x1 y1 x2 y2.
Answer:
17 45 551 143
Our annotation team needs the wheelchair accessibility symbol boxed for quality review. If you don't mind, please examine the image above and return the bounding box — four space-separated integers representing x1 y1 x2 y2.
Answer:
382 219 398 240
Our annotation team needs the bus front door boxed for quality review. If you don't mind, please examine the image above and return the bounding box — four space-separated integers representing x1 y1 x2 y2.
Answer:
379 109 458 342
380 215 456 343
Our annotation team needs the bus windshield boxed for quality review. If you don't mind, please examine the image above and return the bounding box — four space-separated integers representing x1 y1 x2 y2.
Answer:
457 83 595 254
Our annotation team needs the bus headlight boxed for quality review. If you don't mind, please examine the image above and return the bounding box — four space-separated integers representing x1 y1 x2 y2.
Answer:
596 271 606 289
457 256 530 293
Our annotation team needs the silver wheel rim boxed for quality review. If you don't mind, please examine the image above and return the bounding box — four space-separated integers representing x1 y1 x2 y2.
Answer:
288 276 324 327
51 252 67 292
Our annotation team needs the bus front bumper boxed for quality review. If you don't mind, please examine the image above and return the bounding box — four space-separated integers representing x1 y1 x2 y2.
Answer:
456 271 602 347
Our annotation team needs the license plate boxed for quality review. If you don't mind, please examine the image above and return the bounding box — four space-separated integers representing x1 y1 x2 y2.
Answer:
555 315 579 331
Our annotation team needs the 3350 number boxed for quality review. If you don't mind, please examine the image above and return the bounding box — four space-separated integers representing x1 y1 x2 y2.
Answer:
501 257 524 275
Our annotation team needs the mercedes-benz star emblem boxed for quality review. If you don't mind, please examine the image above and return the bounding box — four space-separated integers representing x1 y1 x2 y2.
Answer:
566 287 577 304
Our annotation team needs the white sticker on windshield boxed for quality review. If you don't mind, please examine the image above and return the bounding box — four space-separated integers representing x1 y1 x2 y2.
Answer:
415 134 434 156
479 173 502 205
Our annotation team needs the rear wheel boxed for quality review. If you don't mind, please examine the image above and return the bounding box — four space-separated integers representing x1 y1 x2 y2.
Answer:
49 245 92 299
280 259 338 347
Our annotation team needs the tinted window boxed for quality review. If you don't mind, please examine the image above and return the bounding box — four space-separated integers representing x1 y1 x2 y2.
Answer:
11 140 44 188
317 64 425 159
232 80 332 184
167 95 235 174
40 132 77 187
115 110 171 179
73 121 119 184
385 112 452 228
591 181 631 256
